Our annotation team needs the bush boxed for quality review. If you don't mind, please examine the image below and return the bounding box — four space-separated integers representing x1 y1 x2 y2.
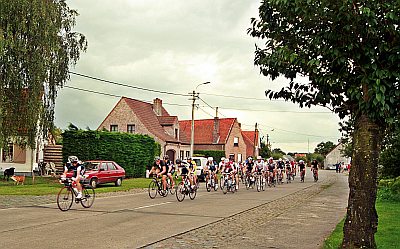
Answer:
378 177 400 202
62 130 158 177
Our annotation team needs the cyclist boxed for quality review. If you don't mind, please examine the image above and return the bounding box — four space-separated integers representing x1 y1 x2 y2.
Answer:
266 157 275 184
229 158 239 190
164 155 175 188
61 156 84 199
298 160 306 181
176 158 194 187
221 158 235 187
204 157 218 187
218 157 226 172
186 158 198 189
276 158 285 182
311 159 319 179
149 157 168 190
254 155 264 176
285 160 292 180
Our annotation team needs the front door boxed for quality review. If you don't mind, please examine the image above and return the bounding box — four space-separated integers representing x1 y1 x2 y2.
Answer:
166 150 175 162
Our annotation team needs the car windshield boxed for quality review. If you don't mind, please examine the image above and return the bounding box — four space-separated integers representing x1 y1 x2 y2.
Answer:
193 159 201 166
84 162 100 171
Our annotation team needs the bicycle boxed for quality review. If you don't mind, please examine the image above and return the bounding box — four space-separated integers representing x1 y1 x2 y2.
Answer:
176 174 197 202
148 175 175 199
255 171 265 192
205 171 218 192
57 178 95 211
300 169 305 182
286 168 292 184
312 168 318 182
221 172 236 194
244 171 255 190
267 172 276 187
277 169 284 185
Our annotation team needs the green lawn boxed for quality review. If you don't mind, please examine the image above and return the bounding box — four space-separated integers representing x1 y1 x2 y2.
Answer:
0 176 152 195
323 201 400 249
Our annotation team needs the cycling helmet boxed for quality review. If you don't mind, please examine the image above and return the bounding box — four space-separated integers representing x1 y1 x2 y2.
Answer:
208 157 213 162
155 156 161 161
299 160 304 163
279 158 283 162
224 158 229 163
248 157 253 161
175 158 182 164
221 157 225 162
257 156 262 160
68 156 79 163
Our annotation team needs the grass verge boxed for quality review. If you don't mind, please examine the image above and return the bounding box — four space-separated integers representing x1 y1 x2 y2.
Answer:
323 200 400 249
0 177 153 195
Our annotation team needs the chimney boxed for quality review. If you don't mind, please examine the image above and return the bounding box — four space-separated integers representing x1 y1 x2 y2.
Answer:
153 98 162 116
213 117 220 143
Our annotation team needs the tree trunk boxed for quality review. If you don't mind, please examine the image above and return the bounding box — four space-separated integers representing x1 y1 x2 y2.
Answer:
342 114 382 248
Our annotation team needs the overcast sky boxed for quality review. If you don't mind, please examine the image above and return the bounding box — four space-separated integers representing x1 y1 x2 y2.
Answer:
55 0 342 153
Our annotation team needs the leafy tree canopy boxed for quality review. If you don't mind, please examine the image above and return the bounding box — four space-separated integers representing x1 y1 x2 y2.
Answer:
314 141 336 155
249 0 400 124
0 0 87 148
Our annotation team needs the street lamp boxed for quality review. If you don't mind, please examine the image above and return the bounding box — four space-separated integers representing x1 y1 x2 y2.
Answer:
190 81 211 157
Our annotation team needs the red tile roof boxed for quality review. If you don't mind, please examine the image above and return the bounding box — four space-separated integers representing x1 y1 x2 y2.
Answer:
179 118 236 144
122 97 178 142
157 116 177 126
242 131 258 157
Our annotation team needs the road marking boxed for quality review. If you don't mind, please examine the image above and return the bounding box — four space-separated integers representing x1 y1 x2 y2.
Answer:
133 201 171 210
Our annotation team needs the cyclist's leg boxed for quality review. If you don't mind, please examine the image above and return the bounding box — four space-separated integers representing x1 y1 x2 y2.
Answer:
162 174 167 190
167 172 175 187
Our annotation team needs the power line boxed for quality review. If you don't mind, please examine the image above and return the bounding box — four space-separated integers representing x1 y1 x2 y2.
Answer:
201 92 284 101
218 106 331 114
198 96 227 118
69 71 190 97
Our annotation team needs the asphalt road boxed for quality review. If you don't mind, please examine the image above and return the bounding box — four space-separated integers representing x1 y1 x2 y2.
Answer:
0 170 344 249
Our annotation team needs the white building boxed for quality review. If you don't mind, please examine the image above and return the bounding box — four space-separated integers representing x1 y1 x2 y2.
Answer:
324 143 351 169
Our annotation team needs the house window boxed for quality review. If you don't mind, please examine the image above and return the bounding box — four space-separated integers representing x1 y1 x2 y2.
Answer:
185 151 190 159
229 154 235 161
233 137 239 147
110 125 118 132
238 153 242 163
127 124 135 133
180 151 184 160
1 143 13 162
175 129 178 139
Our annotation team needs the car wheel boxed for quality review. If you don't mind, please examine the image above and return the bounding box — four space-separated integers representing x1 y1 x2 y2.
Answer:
90 179 98 189
115 178 122 186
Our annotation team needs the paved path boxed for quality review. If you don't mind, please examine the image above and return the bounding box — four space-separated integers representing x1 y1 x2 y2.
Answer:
146 172 349 249
0 171 348 249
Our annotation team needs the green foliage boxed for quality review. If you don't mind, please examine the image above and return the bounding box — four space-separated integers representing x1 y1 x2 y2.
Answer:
62 130 157 177
380 127 400 178
378 177 400 202
314 141 336 156
0 0 87 148
249 1 400 123
259 141 272 158
194 150 225 163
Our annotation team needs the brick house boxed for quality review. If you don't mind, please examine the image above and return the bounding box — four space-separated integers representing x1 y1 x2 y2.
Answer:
241 130 260 159
179 117 259 162
98 97 190 162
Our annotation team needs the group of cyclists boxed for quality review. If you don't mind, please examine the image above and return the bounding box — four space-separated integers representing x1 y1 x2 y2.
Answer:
148 155 320 194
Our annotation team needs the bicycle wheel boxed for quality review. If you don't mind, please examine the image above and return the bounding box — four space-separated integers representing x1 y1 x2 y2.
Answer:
81 187 95 208
222 180 228 194
219 176 224 190
189 188 197 200
213 178 219 191
261 176 265 191
148 180 158 199
176 182 186 202
57 187 74 211
205 177 211 192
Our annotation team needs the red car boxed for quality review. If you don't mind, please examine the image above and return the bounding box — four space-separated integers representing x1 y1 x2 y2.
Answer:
81 160 125 188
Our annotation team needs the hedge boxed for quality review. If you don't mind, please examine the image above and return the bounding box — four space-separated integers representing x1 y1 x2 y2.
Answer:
62 130 158 177
194 150 225 163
